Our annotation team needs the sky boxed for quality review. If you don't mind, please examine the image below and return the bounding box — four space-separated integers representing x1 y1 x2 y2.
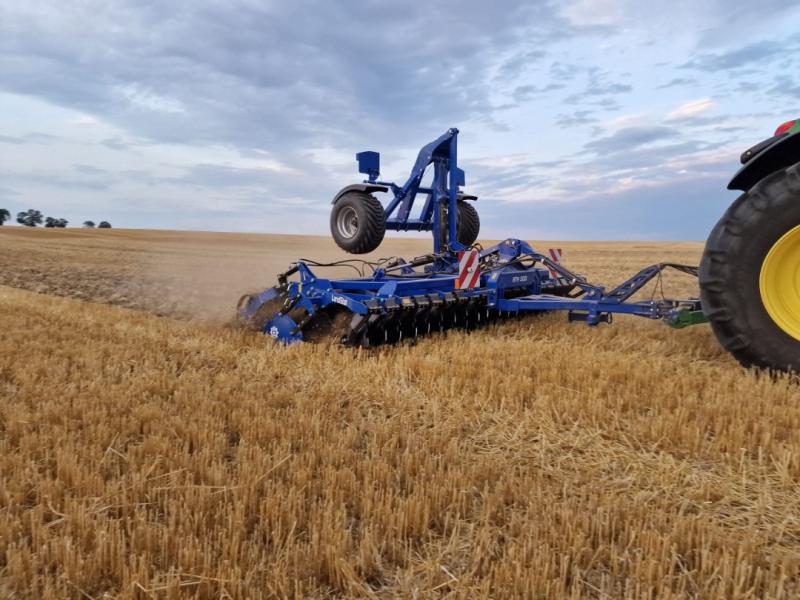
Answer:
1 0 799 240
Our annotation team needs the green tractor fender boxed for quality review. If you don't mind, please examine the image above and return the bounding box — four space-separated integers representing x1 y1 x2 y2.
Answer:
729 126 800 192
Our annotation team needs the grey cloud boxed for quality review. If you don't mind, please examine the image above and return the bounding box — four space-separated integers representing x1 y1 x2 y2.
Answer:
101 138 132 151
555 110 597 127
589 83 631 95
682 41 785 71
73 164 108 176
23 132 58 143
0 132 59 145
512 83 565 102
563 72 632 105
1 167 118 191
11 173 115 191
465 156 570 198
656 77 696 89
0 1 577 155
473 166 552 193
463 142 737 240
769 75 800 99
492 103 517 112
735 81 761 93
696 2 800 48
594 98 621 111
549 62 583 82
667 115 737 129
172 164 281 189
585 140 720 171
117 170 161 186
496 48 548 81
479 175 734 241
158 157 340 209
0 186 21 199
584 126 679 154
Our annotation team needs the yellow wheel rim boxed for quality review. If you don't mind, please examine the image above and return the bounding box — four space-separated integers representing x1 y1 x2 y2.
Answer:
760 224 800 341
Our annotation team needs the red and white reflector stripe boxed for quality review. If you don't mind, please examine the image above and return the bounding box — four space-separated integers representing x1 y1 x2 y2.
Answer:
547 248 563 279
456 249 481 289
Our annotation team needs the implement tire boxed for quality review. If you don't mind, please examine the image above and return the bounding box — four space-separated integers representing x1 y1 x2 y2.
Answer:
699 161 800 371
330 192 386 254
456 200 480 246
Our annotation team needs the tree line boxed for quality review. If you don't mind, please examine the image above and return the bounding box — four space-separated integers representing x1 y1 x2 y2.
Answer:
0 209 111 229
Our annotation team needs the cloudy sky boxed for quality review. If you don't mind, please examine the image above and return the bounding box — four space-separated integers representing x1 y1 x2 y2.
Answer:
1 0 799 239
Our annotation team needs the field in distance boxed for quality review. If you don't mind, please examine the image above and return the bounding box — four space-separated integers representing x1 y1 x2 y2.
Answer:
1 227 799 598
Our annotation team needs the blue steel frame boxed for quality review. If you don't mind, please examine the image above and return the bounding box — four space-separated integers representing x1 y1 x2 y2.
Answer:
239 129 703 344
358 128 466 253
240 238 701 344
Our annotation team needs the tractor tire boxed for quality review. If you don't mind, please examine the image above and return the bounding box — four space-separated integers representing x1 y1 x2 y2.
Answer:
330 192 386 254
456 200 480 246
699 161 800 371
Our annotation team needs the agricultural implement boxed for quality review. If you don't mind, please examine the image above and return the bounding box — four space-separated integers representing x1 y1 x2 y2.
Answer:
239 123 800 371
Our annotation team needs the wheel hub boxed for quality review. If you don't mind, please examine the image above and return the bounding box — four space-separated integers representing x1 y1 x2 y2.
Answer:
760 224 800 341
336 206 359 239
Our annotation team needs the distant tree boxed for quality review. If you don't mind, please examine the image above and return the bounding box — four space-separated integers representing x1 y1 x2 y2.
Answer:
98 221 112 229
83 220 96 228
16 209 43 227
44 217 68 228
0 208 9 225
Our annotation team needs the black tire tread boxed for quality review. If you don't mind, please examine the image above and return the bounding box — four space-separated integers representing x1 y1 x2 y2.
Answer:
699 161 800 371
330 192 386 254
457 201 480 246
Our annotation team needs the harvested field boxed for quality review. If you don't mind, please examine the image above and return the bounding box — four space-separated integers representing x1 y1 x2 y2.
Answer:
0 228 436 321
1 228 799 599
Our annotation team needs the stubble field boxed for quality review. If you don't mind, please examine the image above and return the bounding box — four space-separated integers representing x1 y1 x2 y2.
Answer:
1 227 799 599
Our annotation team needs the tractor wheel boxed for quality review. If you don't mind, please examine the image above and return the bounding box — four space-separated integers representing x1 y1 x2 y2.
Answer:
456 200 480 246
699 161 800 371
330 191 386 254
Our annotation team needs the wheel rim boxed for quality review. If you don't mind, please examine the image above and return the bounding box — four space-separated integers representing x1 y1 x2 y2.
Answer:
336 206 359 239
760 224 800 341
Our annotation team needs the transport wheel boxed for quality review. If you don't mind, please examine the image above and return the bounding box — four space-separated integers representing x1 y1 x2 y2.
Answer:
456 200 480 246
330 192 386 254
699 162 800 371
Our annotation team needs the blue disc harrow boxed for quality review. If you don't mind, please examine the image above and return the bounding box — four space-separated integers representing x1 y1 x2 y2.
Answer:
237 129 705 346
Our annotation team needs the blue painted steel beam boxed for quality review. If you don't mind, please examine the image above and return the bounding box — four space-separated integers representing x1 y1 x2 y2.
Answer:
385 219 434 231
363 128 465 253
